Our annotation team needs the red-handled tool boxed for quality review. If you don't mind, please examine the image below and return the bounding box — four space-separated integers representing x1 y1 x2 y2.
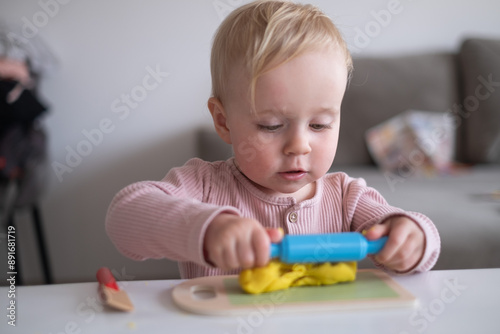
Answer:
96 267 134 312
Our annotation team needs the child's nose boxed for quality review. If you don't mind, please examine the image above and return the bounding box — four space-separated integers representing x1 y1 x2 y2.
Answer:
284 131 312 156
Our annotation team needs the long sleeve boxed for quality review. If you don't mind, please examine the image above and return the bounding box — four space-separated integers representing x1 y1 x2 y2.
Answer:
340 175 440 274
105 159 240 267
106 159 440 278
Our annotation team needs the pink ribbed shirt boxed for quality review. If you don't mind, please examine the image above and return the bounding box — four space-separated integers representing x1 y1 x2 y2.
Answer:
106 158 440 278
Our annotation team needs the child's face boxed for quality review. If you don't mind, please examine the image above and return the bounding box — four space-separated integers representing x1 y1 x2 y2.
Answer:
222 49 348 200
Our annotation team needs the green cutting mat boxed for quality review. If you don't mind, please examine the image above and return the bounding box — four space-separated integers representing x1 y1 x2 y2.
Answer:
223 271 399 305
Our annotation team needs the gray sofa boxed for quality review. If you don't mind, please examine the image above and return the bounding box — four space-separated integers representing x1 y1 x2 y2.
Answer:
197 37 500 270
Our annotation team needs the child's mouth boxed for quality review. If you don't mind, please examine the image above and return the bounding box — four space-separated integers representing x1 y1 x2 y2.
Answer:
278 170 307 180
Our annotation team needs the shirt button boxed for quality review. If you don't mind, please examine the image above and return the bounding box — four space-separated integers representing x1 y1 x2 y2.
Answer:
288 212 298 223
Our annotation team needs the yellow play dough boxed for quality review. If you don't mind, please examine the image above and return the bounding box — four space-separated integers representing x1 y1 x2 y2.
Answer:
239 260 357 294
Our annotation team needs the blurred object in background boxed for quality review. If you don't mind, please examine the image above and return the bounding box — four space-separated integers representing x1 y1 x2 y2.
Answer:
0 20 56 213
0 21 57 284
366 110 456 176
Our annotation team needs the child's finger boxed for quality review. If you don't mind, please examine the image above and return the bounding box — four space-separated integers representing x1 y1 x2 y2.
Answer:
222 243 240 270
364 220 398 264
364 223 389 240
373 222 408 266
252 229 271 268
374 236 400 265
266 227 284 243
237 239 255 269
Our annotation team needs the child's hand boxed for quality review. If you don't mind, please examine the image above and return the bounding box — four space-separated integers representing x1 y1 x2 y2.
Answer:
364 216 425 272
203 213 283 270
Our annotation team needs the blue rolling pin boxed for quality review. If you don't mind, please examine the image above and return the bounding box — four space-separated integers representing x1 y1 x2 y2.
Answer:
270 232 387 263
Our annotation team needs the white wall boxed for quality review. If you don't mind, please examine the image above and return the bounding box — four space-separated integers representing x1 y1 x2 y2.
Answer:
1 0 499 284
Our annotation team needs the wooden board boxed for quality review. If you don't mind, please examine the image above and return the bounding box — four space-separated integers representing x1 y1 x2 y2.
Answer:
172 269 416 315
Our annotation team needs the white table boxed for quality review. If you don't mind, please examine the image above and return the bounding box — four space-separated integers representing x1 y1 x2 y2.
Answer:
2 268 498 334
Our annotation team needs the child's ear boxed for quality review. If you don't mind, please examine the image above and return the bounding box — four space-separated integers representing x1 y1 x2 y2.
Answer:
208 97 232 144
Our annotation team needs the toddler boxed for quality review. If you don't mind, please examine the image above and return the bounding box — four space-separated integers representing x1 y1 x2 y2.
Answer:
106 0 440 279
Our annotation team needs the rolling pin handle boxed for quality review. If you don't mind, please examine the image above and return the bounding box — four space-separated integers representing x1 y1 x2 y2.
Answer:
270 243 280 259
367 236 388 255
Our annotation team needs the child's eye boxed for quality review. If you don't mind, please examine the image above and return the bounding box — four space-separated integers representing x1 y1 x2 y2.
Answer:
310 123 332 131
257 124 283 132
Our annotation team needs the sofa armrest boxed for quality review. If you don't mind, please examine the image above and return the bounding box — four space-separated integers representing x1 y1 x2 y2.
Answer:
459 38 500 164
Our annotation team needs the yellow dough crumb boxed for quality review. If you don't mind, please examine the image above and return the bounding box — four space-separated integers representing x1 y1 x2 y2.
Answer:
239 260 357 294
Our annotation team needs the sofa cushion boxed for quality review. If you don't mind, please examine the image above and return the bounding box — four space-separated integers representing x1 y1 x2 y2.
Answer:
459 38 500 164
197 126 233 162
335 53 459 166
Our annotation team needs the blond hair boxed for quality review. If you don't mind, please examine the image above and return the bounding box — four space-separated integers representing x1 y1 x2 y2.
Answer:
210 0 352 107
